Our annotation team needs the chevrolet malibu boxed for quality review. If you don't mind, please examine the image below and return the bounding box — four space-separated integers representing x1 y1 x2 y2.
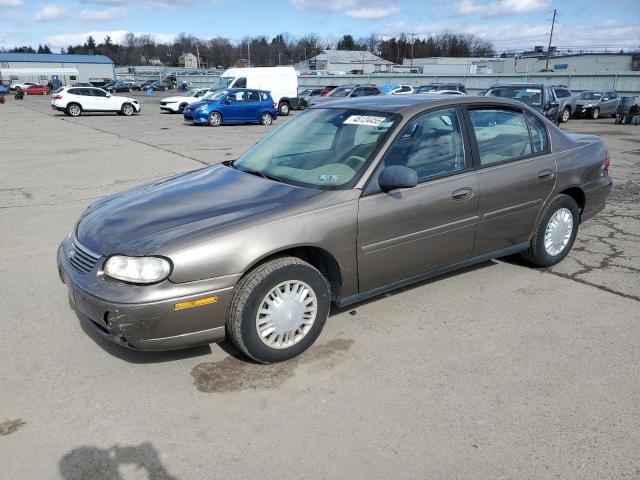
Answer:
58 96 612 363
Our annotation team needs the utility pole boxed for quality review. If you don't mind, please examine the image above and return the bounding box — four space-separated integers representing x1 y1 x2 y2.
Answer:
409 32 417 72
545 9 557 71
247 41 251 67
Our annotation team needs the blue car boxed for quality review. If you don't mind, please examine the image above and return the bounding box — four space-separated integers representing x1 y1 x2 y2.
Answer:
183 88 278 126
0 85 9 94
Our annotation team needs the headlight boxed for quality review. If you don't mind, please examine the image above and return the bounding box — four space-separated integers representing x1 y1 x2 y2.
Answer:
196 104 208 111
104 256 171 284
583 103 594 108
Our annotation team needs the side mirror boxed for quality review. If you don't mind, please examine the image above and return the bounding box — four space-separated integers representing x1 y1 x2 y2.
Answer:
222 98 231 104
106 93 111 97
379 166 418 192
602 97 609 102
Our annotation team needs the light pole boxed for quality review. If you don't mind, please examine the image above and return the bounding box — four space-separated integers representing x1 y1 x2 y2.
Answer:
278 52 283 66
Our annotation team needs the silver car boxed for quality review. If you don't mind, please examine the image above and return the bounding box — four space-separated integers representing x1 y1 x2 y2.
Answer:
574 91 621 119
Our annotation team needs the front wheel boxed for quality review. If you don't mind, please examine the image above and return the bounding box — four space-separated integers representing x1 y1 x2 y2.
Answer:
278 102 290 116
520 194 580 268
208 111 222 126
560 107 571 123
260 112 273 125
590 107 599 120
121 103 135 116
226 256 331 363
178 103 187 113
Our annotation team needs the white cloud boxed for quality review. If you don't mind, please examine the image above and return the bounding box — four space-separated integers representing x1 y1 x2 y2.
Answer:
0 0 22 6
457 0 551 17
290 0 389 12
346 6 400 20
85 0 195 7
78 8 125 21
35 3 68 21
46 30 177 48
376 20 640 51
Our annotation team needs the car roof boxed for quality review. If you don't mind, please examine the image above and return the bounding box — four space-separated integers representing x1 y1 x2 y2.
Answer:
311 95 529 115
490 83 546 88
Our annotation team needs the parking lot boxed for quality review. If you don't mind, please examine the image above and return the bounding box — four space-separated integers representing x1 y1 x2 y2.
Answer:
1 91 639 479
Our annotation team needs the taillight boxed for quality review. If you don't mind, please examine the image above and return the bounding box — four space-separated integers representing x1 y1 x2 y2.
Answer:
53 94 63 100
603 151 611 176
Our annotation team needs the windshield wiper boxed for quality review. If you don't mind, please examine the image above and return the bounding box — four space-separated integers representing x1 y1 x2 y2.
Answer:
238 166 282 183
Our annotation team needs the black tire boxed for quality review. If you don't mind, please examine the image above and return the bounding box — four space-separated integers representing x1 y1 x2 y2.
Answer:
520 194 580 268
560 107 570 123
208 111 222 126
178 103 188 113
66 103 82 117
278 102 290 116
226 256 331 363
590 107 599 120
260 112 273 125
121 103 135 116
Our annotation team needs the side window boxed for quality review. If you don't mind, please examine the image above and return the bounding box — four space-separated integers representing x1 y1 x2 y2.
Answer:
609 92 617 99
233 77 247 88
383 107 465 180
246 90 260 102
350 88 364 97
400 86 412 93
92 89 108 97
526 114 549 153
366 87 380 96
228 91 246 102
468 108 532 166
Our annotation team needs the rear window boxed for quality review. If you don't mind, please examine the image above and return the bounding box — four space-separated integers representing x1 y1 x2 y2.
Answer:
468 108 532 165
485 86 542 107
554 88 571 98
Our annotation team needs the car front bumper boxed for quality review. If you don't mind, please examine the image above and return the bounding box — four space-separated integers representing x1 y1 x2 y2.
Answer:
183 111 209 124
57 238 236 351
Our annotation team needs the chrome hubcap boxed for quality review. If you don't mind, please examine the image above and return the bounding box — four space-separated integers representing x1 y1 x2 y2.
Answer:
262 114 271 125
210 114 220 125
562 109 570 121
544 208 573 256
256 280 317 349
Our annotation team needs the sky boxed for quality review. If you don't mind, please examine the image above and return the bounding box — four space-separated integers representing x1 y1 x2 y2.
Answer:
0 0 638 53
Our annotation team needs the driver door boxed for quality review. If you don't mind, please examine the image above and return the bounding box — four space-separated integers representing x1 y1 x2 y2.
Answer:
222 91 247 122
357 107 478 292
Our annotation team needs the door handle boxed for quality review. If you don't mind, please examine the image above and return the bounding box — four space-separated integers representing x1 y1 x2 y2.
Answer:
451 187 473 201
538 169 555 180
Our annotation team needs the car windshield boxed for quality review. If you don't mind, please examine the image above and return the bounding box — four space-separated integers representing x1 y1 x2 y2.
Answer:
211 76 234 90
299 88 312 96
484 86 543 106
328 86 353 97
203 90 227 101
577 92 602 100
181 90 200 97
233 108 400 190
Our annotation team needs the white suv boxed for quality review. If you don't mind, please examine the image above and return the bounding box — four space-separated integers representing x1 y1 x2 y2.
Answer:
51 86 141 117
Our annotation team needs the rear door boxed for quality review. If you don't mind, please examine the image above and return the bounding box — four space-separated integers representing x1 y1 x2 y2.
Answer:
357 106 478 291
465 106 556 256
244 90 262 121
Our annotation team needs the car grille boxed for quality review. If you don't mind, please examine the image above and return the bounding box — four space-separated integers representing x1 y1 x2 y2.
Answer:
68 237 101 274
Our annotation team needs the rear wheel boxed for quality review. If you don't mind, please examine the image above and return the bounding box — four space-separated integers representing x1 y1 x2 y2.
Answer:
66 103 82 117
278 102 290 116
208 111 222 126
520 194 580 267
226 256 331 363
560 107 570 123
121 103 135 116
260 112 273 125
590 107 599 120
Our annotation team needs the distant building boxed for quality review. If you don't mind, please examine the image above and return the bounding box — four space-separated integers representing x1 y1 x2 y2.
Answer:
0 53 114 85
295 49 394 74
178 52 199 69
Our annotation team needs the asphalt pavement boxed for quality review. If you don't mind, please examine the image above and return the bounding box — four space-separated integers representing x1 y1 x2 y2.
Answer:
1 92 638 480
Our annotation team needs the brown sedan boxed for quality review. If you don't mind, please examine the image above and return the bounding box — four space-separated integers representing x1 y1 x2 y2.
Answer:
57 96 612 363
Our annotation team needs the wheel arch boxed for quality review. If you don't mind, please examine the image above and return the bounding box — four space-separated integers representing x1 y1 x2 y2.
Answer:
558 186 585 215
241 246 343 302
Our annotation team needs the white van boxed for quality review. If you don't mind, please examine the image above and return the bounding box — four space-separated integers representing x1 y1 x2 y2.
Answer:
211 67 299 115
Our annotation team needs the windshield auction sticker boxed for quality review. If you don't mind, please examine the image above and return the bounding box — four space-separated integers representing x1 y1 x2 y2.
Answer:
344 115 386 127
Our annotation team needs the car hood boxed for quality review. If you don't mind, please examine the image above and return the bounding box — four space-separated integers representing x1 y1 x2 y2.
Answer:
576 100 599 107
186 100 214 110
76 165 321 256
